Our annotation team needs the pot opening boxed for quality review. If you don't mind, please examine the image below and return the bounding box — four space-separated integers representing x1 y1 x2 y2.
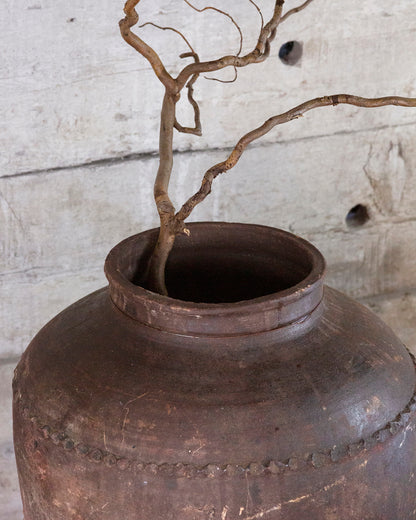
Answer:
127 224 317 304
106 224 325 332
162 248 312 303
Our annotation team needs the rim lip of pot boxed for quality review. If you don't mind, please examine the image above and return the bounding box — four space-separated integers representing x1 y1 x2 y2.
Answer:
104 222 326 336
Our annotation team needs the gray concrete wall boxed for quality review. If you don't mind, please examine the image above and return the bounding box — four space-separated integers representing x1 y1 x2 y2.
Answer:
1 0 416 516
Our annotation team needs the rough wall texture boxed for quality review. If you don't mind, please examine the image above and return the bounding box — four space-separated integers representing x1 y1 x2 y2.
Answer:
1 0 416 517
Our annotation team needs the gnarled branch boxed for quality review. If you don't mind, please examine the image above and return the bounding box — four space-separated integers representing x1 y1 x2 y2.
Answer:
119 0 176 92
174 52 202 136
183 1 243 56
120 0 415 299
175 1 285 90
248 0 264 30
138 22 196 55
204 67 238 84
280 0 315 25
175 94 416 222
133 0 287 295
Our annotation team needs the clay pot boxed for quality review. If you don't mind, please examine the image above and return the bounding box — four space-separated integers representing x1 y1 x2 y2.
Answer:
13 223 416 519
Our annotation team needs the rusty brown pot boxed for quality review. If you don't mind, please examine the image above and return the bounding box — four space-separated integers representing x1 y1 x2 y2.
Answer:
13 223 416 520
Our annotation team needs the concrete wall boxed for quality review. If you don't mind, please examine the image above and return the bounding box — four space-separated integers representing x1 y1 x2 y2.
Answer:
1 0 416 516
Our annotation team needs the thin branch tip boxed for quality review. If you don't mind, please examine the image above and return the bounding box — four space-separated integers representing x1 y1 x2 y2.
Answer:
183 0 243 56
176 1 285 89
119 2 175 91
138 22 196 55
120 0 416 297
175 93 416 224
280 0 314 24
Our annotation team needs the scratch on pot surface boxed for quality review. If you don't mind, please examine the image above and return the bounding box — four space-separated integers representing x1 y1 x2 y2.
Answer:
323 476 346 492
243 476 347 519
221 506 229 520
287 494 312 504
103 428 108 451
121 393 148 445
243 495 311 519
183 505 215 518
302 370 327 412
399 423 414 448
190 437 206 455
244 505 282 519
73 365 138 398
245 472 253 513
320 315 342 335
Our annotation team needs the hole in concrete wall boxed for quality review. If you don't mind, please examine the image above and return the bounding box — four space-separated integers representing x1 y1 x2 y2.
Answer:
279 41 302 65
346 204 370 228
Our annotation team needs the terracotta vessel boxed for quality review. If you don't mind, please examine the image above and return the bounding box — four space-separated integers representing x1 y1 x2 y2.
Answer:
13 222 416 519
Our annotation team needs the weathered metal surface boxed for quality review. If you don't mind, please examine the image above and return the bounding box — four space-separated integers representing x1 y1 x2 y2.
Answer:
13 223 416 519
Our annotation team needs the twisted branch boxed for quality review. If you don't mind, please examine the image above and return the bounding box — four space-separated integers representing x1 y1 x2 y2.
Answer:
280 0 315 25
119 0 176 91
120 0 290 295
138 22 196 55
120 0 416 299
182 1 243 84
175 95 416 222
248 0 264 30
174 52 202 136
121 1 416 298
175 1 285 90
204 67 238 84
183 1 243 56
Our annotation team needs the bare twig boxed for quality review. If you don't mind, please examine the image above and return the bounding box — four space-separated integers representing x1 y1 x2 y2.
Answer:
175 1 285 90
145 100 177 294
119 0 323 295
204 67 238 84
280 0 315 24
154 93 176 215
119 0 176 91
138 1 285 294
120 1 181 294
176 94 416 222
183 0 243 56
248 0 264 30
120 0 416 300
138 22 196 55
174 52 202 136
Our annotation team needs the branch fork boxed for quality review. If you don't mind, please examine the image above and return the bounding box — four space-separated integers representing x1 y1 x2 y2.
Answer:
120 0 416 296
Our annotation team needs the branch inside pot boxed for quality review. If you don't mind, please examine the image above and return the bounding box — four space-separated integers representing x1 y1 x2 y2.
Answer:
120 0 416 297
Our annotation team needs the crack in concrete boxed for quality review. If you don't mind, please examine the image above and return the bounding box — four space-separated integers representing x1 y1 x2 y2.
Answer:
2 121 416 180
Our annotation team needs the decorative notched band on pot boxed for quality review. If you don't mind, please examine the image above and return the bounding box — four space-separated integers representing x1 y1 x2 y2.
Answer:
19 383 416 479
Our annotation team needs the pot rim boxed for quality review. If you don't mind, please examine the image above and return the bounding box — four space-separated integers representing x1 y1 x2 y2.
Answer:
104 222 326 336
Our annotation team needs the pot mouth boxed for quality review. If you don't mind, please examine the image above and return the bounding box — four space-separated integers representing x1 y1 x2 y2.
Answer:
104 222 326 336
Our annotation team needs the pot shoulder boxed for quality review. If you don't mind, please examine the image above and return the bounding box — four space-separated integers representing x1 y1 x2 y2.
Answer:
13 284 415 468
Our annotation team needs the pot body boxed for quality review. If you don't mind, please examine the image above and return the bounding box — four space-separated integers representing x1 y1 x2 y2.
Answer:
13 223 416 520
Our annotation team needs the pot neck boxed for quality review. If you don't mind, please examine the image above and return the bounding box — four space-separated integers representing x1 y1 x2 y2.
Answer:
104 223 326 337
